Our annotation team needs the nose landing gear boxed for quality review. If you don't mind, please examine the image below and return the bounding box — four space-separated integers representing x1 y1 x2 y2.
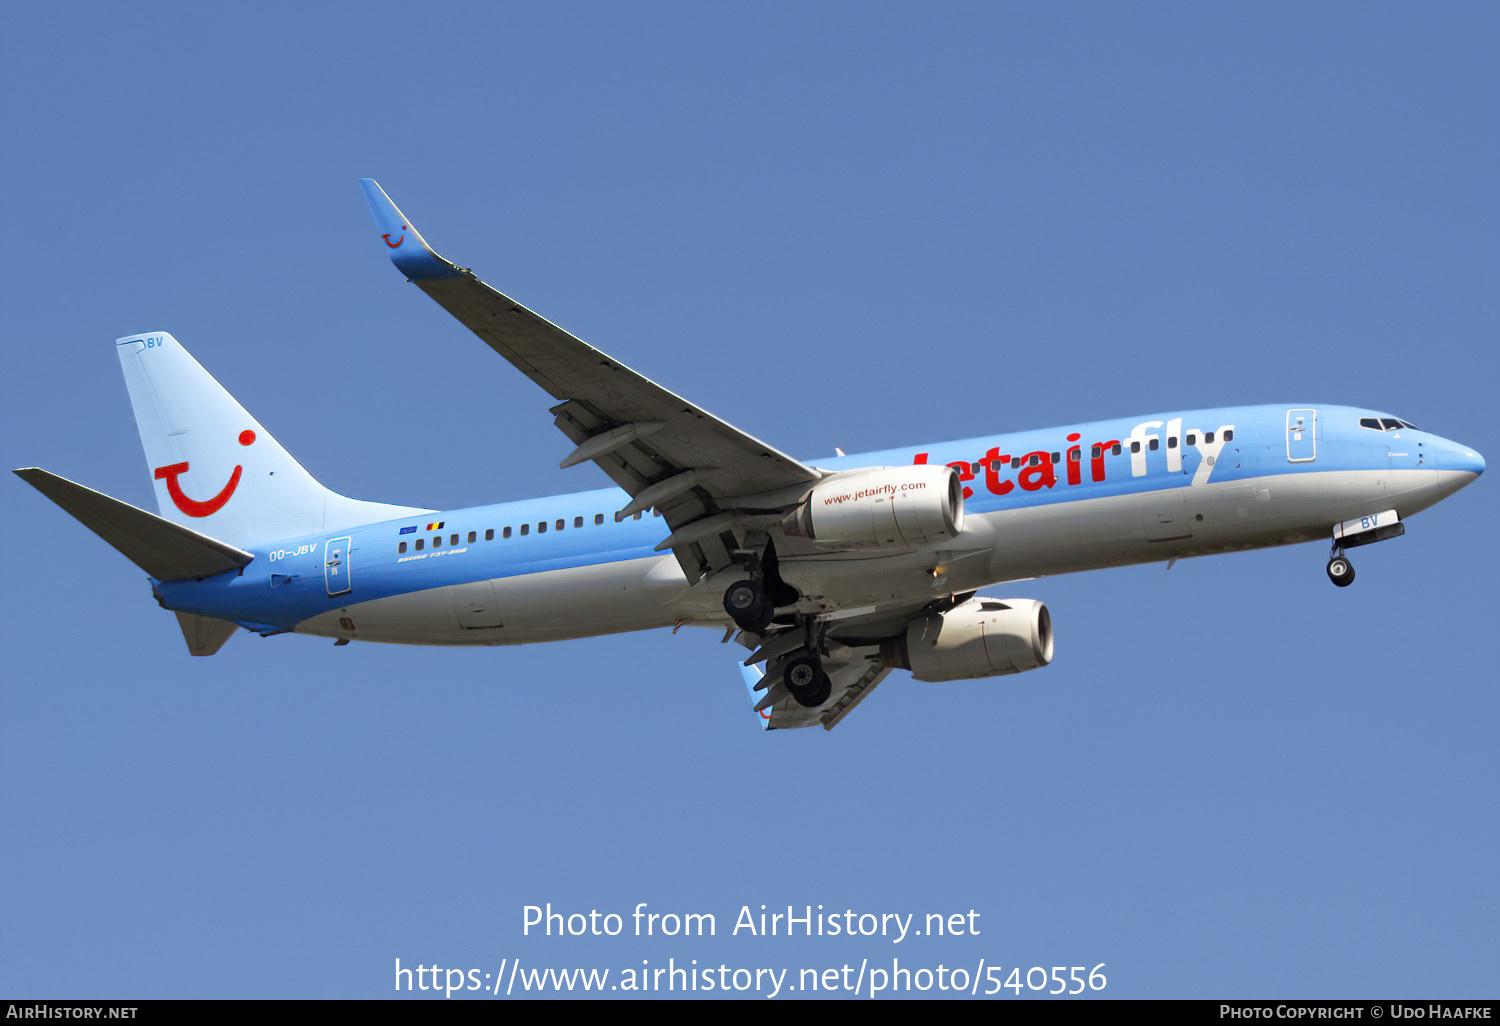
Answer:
1325 511 1406 587
1326 547 1355 587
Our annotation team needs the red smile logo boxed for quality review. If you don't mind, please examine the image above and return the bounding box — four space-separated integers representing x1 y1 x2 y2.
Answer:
154 430 255 517
382 225 408 248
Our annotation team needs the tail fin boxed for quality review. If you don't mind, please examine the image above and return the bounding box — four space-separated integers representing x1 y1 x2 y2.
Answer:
116 332 427 548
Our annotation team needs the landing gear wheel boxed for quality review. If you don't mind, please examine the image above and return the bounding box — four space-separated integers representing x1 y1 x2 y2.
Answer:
783 655 832 708
723 579 772 632
1326 555 1355 587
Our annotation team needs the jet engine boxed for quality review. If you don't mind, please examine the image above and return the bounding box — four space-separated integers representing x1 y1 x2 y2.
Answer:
782 465 963 550
881 597 1053 682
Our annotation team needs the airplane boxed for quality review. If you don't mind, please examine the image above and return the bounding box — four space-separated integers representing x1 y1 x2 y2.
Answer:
14 180 1485 731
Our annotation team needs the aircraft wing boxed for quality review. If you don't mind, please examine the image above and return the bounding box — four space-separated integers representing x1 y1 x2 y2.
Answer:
360 180 820 579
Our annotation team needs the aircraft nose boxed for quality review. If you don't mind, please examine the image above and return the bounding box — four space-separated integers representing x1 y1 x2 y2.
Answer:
1438 441 1484 476
1432 438 1483 497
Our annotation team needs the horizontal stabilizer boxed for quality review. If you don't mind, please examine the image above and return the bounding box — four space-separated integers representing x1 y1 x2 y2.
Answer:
14 468 254 581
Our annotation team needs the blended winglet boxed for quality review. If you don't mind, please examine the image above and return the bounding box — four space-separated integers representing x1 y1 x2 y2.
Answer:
358 179 465 281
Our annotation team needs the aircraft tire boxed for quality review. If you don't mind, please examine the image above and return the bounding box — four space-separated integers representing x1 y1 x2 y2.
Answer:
723 579 772 632
1326 555 1355 587
784 655 832 708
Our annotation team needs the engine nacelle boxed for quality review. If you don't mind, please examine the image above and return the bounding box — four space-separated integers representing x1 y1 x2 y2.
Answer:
882 597 1053 682
783 465 964 550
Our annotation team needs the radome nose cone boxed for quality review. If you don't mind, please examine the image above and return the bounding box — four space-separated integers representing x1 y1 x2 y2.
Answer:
1447 444 1484 477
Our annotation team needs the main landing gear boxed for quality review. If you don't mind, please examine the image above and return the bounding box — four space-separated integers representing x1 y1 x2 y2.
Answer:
725 541 826 708
722 540 797 634
723 578 772 632
782 652 832 708
1326 546 1355 588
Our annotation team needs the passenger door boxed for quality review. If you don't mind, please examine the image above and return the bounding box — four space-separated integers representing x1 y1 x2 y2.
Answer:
1286 409 1317 463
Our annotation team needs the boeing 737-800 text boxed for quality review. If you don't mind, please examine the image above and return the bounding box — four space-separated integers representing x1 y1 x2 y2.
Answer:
15 181 1485 730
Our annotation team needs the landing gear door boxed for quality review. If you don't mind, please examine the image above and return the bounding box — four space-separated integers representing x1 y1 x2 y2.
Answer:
324 536 352 597
453 580 504 629
1286 409 1317 463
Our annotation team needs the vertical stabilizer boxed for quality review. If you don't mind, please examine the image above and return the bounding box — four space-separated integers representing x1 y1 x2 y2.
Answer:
117 332 427 548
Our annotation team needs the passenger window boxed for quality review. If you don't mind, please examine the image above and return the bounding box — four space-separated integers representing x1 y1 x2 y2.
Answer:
556 519 565 531
1186 433 1197 445
538 521 547 533
1223 429 1234 441
451 534 459 546
468 531 476 543
432 536 441 548
415 538 424 550
1112 443 1122 456
398 542 407 554
502 527 511 539
1148 438 1159 451
1167 437 1178 449
1010 458 1021 469
485 529 494 541
594 514 604 526
574 516 583 528
1204 432 1214 444
1051 452 1060 463
1130 441 1141 453
1091 446 1101 459
520 524 529 536
1069 449 1080 461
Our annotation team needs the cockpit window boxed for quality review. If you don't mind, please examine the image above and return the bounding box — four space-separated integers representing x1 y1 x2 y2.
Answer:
1361 416 1421 432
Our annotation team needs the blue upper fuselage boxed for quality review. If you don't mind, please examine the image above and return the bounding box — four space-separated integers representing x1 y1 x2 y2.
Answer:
154 403 1483 631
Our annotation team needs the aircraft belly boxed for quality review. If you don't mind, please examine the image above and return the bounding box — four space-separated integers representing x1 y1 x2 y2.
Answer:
296 555 712 645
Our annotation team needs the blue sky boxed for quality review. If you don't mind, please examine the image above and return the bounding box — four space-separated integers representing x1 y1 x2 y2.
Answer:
2 1 1495 1000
